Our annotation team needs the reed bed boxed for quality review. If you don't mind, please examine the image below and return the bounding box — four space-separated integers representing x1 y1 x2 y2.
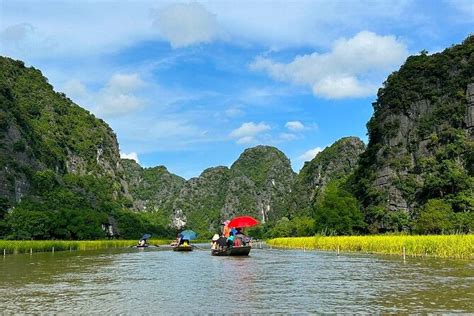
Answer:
267 235 474 259
0 239 170 255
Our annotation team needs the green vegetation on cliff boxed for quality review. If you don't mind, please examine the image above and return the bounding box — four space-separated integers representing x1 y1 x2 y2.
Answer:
354 35 474 233
0 57 170 240
290 137 365 217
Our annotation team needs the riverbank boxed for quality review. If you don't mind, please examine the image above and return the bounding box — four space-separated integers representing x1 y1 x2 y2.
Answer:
0 239 170 255
267 235 474 259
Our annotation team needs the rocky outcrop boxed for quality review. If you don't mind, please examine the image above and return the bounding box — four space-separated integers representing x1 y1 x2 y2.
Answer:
122 159 185 212
354 35 474 220
290 137 365 215
0 57 129 207
466 83 474 135
228 146 296 222
166 146 296 231
172 166 230 231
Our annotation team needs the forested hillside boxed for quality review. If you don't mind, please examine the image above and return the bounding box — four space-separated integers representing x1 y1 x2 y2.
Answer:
353 36 474 234
0 57 169 239
169 146 296 237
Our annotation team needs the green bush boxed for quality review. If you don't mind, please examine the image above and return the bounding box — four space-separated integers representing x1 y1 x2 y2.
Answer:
414 199 454 234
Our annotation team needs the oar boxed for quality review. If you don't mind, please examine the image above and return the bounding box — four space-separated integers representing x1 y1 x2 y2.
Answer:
191 244 208 250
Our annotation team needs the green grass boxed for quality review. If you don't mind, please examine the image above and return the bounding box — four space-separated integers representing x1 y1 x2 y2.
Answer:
267 235 474 259
0 239 170 255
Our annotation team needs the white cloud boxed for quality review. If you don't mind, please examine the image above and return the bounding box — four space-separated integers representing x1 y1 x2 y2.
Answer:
250 31 408 99
113 114 221 154
285 121 305 131
225 106 244 118
97 93 145 117
120 151 140 164
298 147 325 161
278 133 298 141
94 73 146 117
61 73 147 118
0 0 417 60
0 23 34 42
236 136 255 144
62 79 88 100
207 0 411 49
0 2 154 59
106 73 144 93
151 3 219 48
0 23 55 58
447 0 474 20
230 122 270 138
230 122 270 144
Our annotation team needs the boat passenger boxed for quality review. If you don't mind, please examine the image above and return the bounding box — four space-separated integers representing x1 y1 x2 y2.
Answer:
233 236 242 247
227 232 235 247
174 235 182 246
216 236 228 250
222 220 231 238
138 239 146 247
211 234 220 250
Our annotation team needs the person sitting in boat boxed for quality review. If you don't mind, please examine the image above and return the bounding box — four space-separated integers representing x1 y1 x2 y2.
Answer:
227 231 235 248
222 220 231 238
216 235 228 251
171 234 181 247
233 235 242 247
211 234 220 250
138 239 146 247
234 228 249 246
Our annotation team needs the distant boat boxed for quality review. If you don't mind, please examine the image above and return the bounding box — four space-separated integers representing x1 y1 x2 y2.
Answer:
131 244 159 249
172 244 193 251
211 245 251 256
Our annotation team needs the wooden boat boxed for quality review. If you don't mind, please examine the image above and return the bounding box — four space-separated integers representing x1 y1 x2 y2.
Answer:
211 245 251 256
172 245 193 252
131 244 159 249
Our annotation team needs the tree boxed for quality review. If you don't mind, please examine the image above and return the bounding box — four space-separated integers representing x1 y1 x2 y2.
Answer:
292 216 315 236
414 199 454 234
313 180 365 235
6 209 55 239
269 217 294 237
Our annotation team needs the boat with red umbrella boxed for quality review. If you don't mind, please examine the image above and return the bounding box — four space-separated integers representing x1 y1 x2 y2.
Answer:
228 216 259 228
211 216 259 256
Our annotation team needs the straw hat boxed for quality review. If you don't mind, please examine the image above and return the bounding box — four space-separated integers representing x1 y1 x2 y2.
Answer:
212 234 220 241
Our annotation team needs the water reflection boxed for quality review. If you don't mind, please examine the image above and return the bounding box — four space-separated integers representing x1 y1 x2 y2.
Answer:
0 246 472 313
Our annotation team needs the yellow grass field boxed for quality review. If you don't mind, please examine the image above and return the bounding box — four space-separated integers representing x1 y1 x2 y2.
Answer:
0 239 170 255
267 235 474 259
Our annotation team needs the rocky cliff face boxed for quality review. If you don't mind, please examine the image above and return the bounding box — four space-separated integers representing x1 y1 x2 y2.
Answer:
0 57 128 207
290 137 365 215
167 146 296 233
228 146 296 222
172 166 230 232
354 36 474 222
121 159 185 212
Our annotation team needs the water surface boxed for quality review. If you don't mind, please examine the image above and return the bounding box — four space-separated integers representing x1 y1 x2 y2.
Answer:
1 246 473 313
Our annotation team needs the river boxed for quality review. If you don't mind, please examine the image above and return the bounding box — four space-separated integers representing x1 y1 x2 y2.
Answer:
1 245 473 314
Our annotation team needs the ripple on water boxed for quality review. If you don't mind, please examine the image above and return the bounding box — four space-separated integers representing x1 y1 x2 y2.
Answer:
0 247 472 314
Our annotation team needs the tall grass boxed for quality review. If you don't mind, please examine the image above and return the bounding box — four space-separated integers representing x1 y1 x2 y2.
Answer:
267 235 474 259
0 239 170 255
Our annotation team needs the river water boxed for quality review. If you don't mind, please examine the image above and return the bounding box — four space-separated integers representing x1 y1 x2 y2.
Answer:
1 245 473 314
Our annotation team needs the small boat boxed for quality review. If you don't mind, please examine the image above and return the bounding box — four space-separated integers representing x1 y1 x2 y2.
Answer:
172 245 193 252
131 244 159 249
211 245 251 256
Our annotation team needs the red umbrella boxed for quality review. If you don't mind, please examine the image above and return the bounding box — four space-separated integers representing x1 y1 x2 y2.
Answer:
228 216 259 228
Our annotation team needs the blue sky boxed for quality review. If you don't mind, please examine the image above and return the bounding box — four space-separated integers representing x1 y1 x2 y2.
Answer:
1 0 472 178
